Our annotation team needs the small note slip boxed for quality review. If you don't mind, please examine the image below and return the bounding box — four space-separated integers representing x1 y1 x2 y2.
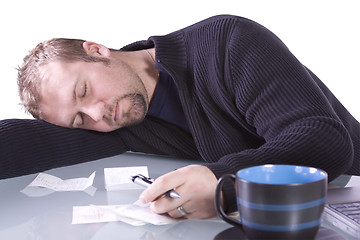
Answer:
72 200 178 226
104 166 148 191
72 205 146 226
27 171 96 191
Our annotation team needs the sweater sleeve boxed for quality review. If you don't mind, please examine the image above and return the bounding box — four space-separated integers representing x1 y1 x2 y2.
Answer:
207 18 354 180
0 117 201 179
203 18 356 212
0 119 128 179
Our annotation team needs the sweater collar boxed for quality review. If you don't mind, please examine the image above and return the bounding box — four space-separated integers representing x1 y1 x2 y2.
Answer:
121 32 188 81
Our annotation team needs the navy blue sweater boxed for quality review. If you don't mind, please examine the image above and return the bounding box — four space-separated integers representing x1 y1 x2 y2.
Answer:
1 15 359 212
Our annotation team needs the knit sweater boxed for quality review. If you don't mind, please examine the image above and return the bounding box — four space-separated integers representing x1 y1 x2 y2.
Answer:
1 15 359 212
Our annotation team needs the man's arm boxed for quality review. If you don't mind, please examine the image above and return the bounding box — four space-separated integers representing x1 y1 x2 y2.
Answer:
0 118 127 179
204 18 357 212
0 117 201 179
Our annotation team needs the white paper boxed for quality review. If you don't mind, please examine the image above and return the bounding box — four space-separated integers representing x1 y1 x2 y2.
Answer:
72 201 179 226
27 171 96 191
72 205 146 226
104 166 148 191
117 200 179 225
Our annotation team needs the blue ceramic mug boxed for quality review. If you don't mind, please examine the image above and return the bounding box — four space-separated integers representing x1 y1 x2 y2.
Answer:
215 165 327 240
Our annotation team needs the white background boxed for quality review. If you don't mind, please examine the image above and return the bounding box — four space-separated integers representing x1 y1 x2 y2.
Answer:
1 0 359 120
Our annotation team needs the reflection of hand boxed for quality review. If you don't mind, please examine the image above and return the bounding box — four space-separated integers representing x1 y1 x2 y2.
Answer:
141 220 232 240
139 164 220 219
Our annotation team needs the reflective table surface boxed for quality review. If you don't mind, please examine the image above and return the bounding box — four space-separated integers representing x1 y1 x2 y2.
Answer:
0 152 357 239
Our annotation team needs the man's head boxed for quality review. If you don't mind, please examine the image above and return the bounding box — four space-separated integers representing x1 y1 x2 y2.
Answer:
17 38 151 132
17 38 109 119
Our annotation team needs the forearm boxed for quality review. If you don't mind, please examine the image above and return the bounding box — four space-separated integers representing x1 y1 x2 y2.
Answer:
205 116 354 212
0 119 127 179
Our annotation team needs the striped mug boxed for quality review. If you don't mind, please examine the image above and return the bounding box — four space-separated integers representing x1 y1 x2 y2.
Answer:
215 164 327 240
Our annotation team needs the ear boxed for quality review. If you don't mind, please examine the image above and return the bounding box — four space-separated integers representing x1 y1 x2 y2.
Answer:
82 41 111 57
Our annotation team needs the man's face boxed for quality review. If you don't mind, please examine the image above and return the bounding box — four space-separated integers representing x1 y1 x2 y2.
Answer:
38 58 149 132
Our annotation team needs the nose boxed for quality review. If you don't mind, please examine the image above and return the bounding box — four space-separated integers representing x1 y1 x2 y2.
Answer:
81 101 105 122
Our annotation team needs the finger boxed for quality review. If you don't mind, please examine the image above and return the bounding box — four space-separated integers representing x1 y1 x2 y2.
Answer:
166 202 194 219
150 192 184 214
139 169 185 203
167 205 214 220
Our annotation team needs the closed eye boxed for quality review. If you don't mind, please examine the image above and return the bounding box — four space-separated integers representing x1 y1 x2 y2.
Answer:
70 81 88 128
81 82 88 97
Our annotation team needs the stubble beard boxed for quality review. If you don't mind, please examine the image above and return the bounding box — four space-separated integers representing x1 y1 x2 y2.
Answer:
107 93 148 128
105 58 150 129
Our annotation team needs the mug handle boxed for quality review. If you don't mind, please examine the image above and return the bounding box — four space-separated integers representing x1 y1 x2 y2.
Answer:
215 174 243 228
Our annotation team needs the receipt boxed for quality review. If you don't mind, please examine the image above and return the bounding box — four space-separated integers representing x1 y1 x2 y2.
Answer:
117 200 179 225
72 201 178 226
27 171 96 191
72 205 147 226
104 166 148 191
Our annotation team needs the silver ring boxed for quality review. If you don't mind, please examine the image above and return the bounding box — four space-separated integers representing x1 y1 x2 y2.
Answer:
177 206 188 216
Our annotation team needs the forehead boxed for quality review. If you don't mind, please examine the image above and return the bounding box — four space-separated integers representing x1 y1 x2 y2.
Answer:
39 60 77 84
38 61 79 126
39 60 79 101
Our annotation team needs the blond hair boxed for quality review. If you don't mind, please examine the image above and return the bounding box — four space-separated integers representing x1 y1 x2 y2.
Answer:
17 38 109 118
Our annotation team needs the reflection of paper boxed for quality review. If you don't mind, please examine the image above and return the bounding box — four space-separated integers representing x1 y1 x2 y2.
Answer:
104 166 148 191
21 185 97 197
72 201 179 226
27 172 96 191
21 186 55 197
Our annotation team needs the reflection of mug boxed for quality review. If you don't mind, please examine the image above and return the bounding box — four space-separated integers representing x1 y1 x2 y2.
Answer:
215 165 327 240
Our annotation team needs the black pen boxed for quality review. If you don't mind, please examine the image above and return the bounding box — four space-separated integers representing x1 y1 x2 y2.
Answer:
130 174 181 199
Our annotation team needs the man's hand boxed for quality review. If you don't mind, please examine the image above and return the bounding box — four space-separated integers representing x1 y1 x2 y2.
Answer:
139 165 220 219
